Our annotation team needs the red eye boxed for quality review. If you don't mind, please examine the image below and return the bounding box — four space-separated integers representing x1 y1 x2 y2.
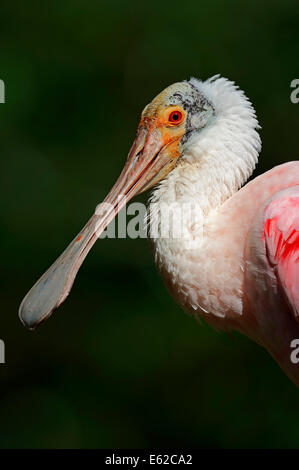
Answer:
168 110 183 124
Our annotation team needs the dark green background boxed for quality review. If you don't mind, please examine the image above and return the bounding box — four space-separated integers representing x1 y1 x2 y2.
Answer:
1 0 299 448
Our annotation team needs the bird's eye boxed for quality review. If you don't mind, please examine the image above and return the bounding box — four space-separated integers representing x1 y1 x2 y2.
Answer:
168 110 183 124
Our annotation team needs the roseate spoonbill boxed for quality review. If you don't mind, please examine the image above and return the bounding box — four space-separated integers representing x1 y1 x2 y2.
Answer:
19 76 299 387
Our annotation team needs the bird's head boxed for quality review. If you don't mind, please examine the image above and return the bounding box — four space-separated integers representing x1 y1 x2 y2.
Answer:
119 80 215 195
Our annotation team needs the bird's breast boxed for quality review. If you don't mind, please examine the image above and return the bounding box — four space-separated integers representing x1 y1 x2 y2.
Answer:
149 161 299 335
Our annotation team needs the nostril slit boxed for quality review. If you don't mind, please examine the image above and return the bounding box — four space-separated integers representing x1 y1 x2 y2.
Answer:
131 151 141 168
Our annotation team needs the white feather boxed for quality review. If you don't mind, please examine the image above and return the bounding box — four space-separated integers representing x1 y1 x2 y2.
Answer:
148 76 261 323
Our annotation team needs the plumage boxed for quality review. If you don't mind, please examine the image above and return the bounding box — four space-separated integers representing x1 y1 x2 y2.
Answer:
264 189 299 320
19 76 299 387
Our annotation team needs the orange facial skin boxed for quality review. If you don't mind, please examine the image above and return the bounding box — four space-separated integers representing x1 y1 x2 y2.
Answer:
140 104 187 161
128 83 192 193
133 104 187 193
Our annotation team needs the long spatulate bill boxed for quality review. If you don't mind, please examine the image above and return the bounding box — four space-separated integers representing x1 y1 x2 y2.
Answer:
19 215 99 329
19 124 169 329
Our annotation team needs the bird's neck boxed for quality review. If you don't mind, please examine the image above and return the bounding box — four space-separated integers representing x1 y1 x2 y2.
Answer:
149 98 261 218
150 76 261 218
148 76 262 288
